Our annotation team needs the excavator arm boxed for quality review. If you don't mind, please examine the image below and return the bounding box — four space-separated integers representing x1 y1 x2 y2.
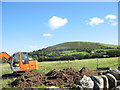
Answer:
0 52 11 64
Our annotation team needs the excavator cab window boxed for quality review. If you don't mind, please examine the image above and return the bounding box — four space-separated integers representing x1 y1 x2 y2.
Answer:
22 52 29 64
13 53 19 67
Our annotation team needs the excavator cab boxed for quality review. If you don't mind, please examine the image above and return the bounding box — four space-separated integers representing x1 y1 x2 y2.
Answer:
11 53 20 71
0 52 38 72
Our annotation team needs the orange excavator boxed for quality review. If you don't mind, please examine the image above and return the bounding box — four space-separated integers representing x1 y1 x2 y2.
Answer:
0 52 38 72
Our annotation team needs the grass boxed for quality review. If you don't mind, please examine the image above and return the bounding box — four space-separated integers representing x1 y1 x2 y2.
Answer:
48 50 90 56
94 49 118 52
61 52 89 55
0 64 13 88
100 43 118 48
38 57 118 73
0 57 118 88
60 50 89 56
31 86 60 89
0 64 12 75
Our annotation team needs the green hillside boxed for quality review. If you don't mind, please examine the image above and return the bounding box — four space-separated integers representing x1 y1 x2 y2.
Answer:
29 41 119 62
45 41 117 51
100 43 118 48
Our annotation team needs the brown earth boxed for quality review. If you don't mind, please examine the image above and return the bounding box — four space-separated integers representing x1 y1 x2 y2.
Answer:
9 67 100 88
79 67 99 76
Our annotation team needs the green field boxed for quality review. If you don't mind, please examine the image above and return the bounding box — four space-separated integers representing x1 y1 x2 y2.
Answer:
60 50 89 55
0 57 119 88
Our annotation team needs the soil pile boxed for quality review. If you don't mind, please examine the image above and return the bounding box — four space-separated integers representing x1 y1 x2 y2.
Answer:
10 71 47 88
45 68 81 87
10 67 99 88
79 67 99 76
61 68 79 75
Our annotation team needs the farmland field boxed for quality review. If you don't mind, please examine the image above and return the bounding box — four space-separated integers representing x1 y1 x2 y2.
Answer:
0 57 119 88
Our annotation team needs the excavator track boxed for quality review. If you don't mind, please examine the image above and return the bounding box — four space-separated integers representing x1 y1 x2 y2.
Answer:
1 71 25 79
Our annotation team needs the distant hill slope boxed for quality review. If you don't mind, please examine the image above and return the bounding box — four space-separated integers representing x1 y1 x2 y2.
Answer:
29 41 119 62
44 41 117 51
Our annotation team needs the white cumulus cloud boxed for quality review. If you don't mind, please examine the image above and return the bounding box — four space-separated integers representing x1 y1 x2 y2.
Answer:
105 14 117 19
48 16 68 29
43 33 53 37
28 45 38 49
88 17 104 26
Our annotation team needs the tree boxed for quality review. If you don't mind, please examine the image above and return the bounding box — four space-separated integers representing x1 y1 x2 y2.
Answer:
60 55 75 60
91 53 103 58
72 54 85 59
33 55 39 60
117 46 120 49
106 49 120 57
84 54 91 59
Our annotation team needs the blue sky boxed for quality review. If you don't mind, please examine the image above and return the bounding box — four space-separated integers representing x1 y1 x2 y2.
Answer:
2 2 118 55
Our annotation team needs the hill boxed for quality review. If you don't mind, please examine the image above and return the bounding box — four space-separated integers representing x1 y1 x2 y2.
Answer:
45 41 117 50
29 41 119 62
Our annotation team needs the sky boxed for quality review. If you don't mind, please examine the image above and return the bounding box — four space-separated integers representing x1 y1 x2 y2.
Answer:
2 0 119 2
2 2 118 55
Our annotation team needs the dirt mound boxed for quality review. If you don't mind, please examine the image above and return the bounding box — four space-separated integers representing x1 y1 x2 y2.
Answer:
45 68 80 87
62 68 79 75
46 68 79 79
10 67 99 88
79 67 98 76
10 71 47 88
45 69 61 78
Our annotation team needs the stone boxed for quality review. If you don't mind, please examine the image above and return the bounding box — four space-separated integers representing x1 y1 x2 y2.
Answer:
76 75 94 89
107 69 120 80
101 75 109 90
105 73 117 89
91 76 104 90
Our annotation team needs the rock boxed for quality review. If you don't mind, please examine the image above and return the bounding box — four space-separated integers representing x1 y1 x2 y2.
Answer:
76 75 94 89
101 75 109 90
115 86 120 90
105 73 117 89
118 80 120 85
107 69 120 80
110 86 120 90
91 76 104 90
76 85 84 90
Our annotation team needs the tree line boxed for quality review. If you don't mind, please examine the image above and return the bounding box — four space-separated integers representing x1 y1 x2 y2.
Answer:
28 49 120 62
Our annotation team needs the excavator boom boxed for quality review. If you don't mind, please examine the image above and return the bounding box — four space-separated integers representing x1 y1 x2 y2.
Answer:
0 52 11 59
0 52 11 63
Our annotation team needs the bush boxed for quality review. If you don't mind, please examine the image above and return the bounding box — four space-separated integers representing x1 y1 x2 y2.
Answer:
72 54 84 59
91 53 103 58
106 49 120 57
60 55 75 60
84 54 91 59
